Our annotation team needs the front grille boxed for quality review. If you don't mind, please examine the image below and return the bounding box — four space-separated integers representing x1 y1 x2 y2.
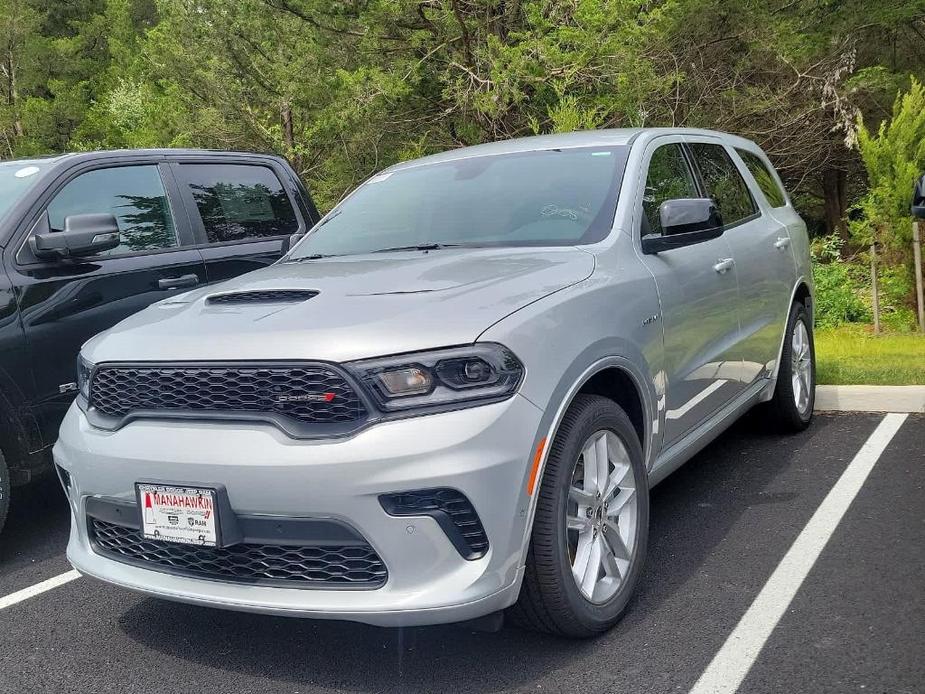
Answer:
89 364 366 425
380 488 489 560
207 290 317 305
90 519 387 587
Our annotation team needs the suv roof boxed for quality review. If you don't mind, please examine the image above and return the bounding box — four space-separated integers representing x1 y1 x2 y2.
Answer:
389 128 760 172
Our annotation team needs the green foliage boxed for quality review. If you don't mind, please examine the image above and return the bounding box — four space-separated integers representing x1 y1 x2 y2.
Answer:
851 77 925 252
0 0 924 233
815 325 925 385
811 235 871 328
878 265 917 332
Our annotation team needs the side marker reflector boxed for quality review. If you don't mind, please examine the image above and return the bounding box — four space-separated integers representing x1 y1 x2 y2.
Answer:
527 437 547 496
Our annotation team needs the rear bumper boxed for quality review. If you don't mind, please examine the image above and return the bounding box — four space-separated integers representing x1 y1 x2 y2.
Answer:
55 394 543 626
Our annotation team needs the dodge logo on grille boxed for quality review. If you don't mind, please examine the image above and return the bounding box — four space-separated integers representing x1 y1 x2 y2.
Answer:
275 393 336 403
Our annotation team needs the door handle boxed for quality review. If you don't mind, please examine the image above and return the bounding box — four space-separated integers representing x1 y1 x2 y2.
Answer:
774 236 791 250
713 258 734 274
158 274 199 290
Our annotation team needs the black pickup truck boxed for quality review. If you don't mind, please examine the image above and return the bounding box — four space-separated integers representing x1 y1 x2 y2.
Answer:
0 149 319 532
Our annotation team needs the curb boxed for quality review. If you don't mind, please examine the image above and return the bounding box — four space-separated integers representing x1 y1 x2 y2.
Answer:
815 385 925 413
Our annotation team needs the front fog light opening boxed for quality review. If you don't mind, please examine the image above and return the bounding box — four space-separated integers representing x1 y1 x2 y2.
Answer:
380 488 489 560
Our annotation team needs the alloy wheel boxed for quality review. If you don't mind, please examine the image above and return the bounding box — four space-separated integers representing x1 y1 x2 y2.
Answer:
566 430 639 604
790 319 813 415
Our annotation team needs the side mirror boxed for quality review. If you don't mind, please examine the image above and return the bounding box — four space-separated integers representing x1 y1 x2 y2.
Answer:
911 173 925 219
281 232 305 255
31 213 121 260
641 198 723 254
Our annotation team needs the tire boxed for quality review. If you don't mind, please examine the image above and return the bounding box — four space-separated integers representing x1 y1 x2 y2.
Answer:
511 394 649 638
0 450 9 536
767 301 816 432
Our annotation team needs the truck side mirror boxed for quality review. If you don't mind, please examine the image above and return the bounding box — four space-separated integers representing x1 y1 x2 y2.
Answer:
31 213 121 260
912 173 925 219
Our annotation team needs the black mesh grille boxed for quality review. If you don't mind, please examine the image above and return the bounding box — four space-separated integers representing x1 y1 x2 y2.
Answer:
90 519 387 587
207 290 317 305
89 364 366 424
380 488 489 559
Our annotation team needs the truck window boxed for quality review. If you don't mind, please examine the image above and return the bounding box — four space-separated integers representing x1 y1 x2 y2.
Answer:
179 164 298 244
0 160 48 223
46 165 178 256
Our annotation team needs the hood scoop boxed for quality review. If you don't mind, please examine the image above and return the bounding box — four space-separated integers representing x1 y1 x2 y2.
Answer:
206 289 319 305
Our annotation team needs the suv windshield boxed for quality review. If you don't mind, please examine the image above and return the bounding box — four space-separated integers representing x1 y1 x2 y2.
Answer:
0 159 49 222
289 146 629 259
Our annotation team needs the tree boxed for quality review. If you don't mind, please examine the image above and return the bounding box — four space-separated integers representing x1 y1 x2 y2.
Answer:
852 77 925 256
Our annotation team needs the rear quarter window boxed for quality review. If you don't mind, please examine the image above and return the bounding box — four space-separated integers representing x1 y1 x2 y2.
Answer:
736 149 788 208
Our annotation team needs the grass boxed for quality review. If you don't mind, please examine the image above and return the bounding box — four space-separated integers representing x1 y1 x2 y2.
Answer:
815 324 925 385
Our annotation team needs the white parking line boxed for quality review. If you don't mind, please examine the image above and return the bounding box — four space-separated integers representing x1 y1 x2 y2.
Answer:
689 412 909 694
0 570 81 611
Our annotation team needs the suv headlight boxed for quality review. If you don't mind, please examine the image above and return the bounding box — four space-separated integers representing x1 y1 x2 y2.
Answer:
345 344 524 414
76 354 94 402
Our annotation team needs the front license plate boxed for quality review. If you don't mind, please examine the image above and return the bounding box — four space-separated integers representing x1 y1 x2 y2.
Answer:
136 483 218 547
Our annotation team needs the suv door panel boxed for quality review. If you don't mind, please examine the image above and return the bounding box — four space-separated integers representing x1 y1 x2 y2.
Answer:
720 146 797 383
635 140 744 447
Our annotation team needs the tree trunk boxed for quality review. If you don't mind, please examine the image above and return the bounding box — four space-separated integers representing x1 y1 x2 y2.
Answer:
280 101 301 173
822 167 848 245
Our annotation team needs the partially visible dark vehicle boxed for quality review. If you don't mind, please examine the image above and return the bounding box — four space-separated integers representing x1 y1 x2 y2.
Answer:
912 172 925 218
0 149 319 533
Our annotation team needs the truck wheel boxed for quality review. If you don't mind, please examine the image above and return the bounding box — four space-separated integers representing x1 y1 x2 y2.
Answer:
767 301 815 432
511 394 649 638
0 450 9 535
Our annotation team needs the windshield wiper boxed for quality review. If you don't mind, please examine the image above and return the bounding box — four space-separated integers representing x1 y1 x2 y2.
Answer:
370 243 468 253
288 243 472 262
286 253 337 262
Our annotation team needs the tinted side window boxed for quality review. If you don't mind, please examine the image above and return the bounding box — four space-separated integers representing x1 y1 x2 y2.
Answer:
736 149 787 208
180 164 298 243
642 144 699 236
47 165 177 256
689 143 757 225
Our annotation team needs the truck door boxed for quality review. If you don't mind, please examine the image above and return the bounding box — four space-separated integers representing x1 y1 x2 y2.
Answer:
10 161 206 446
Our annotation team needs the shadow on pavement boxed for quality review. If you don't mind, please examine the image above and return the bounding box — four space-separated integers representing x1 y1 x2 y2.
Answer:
117 411 871 693
0 473 70 576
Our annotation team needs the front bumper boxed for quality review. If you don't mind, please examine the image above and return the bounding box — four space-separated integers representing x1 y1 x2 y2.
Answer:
55 394 544 626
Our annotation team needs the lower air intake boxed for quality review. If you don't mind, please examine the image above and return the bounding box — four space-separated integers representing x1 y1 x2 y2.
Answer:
379 488 489 560
89 518 387 588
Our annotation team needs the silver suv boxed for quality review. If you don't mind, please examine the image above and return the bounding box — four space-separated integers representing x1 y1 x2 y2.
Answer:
56 129 814 638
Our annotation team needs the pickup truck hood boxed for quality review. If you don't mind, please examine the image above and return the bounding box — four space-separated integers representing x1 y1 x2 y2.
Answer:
83 247 594 363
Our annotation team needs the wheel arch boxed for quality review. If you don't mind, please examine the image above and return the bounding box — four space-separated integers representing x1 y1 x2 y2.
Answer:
574 368 647 452
0 377 46 485
0 389 30 481
760 277 814 402
794 280 813 323
516 355 658 568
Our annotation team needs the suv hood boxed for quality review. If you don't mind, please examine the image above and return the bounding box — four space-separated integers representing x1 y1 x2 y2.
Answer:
83 247 594 363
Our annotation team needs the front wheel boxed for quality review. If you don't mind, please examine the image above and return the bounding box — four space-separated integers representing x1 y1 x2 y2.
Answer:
767 301 815 431
511 394 649 638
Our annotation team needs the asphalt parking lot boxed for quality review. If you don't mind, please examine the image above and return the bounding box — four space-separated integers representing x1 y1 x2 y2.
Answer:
0 411 922 694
